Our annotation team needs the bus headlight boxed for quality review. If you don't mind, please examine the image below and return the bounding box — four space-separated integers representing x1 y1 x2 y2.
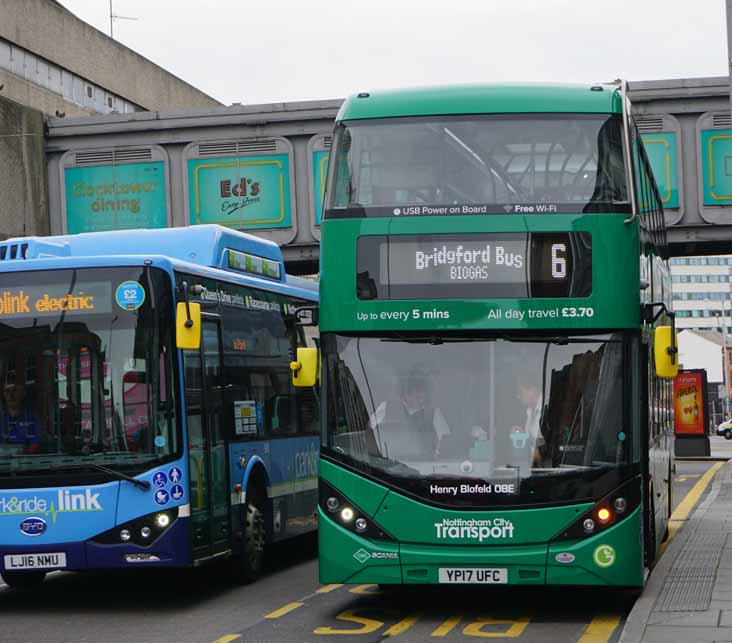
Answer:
91 507 180 546
551 477 641 542
318 479 393 541
154 513 171 528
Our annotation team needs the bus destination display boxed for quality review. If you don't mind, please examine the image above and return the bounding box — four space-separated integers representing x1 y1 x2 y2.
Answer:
357 233 592 300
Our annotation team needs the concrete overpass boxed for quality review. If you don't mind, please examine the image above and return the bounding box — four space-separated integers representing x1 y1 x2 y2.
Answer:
629 77 732 257
44 77 732 273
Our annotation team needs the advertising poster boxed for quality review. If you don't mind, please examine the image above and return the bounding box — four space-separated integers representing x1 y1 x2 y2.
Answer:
64 162 167 233
674 369 707 435
312 150 329 225
640 133 679 208
701 129 732 205
188 154 292 230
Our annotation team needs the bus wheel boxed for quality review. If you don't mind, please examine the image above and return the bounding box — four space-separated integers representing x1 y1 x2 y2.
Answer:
234 490 266 583
2 571 46 590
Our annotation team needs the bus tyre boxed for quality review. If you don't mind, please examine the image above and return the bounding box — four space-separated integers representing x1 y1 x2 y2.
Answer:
235 493 266 583
2 571 46 590
725 429 732 440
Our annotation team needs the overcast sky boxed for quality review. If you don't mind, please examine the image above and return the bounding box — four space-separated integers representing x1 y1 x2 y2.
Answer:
60 0 729 106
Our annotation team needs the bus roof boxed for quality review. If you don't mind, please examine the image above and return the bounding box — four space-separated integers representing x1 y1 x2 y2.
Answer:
0 225 292 284
337 83 622 121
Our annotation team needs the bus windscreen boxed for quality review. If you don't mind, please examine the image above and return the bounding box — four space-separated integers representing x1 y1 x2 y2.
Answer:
326 114 628 218
0 267 179 475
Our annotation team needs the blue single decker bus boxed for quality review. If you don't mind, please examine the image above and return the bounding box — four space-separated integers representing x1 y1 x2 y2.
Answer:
0 225 319 588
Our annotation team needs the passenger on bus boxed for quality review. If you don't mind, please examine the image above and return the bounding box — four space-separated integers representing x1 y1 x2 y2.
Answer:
509 380 546 468
369 367 451 460
0 382 42 454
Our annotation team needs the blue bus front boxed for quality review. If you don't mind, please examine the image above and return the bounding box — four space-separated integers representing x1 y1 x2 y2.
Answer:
0 263 190 583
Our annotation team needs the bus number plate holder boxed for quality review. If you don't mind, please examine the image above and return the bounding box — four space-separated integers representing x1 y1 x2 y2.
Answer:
438 567 507 584
4 553 67 570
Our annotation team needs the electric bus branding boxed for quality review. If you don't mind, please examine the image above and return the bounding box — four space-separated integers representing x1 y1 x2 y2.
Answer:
434 518 515 542
0 489 103 523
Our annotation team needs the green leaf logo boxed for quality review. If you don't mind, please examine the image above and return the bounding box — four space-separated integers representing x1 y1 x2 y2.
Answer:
593 544 616 568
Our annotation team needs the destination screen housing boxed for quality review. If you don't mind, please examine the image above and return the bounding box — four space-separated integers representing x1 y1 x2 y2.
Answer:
357 232 592 299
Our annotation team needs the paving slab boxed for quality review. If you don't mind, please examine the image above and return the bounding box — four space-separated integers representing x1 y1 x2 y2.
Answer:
640 624 732 642
647 609 720 626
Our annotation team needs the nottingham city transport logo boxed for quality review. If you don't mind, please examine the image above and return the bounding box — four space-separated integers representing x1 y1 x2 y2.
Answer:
593 544 617 568
434 518 515 542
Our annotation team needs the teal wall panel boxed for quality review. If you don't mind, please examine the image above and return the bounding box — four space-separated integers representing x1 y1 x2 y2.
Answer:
641 133 679 209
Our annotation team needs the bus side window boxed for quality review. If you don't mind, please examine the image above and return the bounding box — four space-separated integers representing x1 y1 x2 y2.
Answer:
218 285 298 439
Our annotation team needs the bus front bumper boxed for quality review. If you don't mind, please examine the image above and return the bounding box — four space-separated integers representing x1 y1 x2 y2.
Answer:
0 516 191 574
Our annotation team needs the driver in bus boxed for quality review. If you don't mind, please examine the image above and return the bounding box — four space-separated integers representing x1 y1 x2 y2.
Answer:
369 367 451 459
0 381 43 454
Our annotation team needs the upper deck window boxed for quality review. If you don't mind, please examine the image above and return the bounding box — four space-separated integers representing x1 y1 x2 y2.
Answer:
325 114 628 217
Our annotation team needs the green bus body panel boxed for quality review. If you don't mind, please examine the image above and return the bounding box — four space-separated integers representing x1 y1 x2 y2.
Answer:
399 543 547 585
320 215 640 332
337 83 622 121
318 495 643 587
546 507 643 586
373 490 590 545
320 458 389 516
318 508 403 584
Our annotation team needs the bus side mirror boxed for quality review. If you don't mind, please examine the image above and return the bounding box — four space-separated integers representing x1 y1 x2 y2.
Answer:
176 302 201 350
290 347 319 387
654 325 678 379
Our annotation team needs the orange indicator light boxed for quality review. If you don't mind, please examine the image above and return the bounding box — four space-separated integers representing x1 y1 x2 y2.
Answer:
597 508 611 522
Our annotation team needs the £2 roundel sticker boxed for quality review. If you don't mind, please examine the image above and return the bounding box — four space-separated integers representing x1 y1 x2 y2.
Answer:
593 544 616 568
115 281 146 311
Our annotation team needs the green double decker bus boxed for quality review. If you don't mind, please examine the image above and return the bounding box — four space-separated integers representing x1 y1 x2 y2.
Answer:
307 82 678 587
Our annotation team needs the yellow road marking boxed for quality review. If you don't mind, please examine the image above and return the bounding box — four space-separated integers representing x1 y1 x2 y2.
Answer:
383 613 421 636
662 461 724 554
462 616 529 638
317 584 343 594
314 609 387 635
577 615 620 643
265 602 304 619
431 614 463 637
349 584 381 595
212 636 241 643
675 474 701 482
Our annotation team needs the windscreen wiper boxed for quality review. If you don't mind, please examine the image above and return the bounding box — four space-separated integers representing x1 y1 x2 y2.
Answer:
82 463 151 490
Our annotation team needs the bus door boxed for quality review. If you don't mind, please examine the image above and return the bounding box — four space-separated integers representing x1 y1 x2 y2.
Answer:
185 316 230 559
